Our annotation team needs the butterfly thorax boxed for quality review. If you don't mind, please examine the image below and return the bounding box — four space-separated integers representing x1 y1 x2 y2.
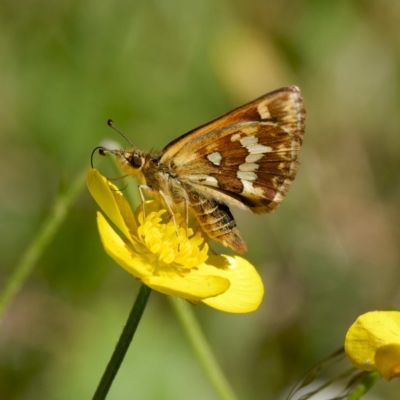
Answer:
114 148 185 199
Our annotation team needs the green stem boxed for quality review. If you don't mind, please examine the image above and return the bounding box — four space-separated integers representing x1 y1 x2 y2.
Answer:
0 169 87 321
347 371 381 400
92 283 152 400
169 297 239 400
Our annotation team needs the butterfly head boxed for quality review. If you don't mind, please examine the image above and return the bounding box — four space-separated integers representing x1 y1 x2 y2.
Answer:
97 119 148 177
99 148 146 177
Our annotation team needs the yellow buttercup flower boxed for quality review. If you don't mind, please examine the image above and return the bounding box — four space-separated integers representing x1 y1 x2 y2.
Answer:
87 169 264 313
345 311 400 381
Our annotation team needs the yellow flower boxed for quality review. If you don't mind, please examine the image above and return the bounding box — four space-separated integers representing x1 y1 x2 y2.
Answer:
86 169 264 313
345 311 400 381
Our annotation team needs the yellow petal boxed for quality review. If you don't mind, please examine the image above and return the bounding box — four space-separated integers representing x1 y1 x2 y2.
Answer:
97 212 152 279
345 311 400 373
87 169 136 241
143 274 230 303
110 187 137 234
375 344 400 381
200 255 264 313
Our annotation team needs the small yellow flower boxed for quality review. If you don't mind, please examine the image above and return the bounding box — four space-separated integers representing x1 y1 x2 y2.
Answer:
345 311 400 381
87 169 264 313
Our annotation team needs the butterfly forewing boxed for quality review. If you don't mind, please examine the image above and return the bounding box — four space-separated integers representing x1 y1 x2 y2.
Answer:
161 86 304 160
164 86 305 214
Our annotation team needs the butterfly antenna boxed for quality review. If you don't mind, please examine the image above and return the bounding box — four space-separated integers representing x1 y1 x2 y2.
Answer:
107 119 134 147
91 146 108 168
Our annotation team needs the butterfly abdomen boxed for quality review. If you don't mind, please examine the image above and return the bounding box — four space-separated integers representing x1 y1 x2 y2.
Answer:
186 187 247 253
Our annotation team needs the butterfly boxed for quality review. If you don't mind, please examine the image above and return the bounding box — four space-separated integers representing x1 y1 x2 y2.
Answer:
98 86 305 253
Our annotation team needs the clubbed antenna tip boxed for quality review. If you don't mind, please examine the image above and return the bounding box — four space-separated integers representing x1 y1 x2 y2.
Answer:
107 119 134 147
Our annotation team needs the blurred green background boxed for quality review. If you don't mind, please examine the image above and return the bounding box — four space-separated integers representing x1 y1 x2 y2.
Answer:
1 0 400 399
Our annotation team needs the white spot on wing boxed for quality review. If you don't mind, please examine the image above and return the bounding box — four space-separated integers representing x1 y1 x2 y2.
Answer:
239 163 259 172
242 180 264 196
187 174 205 181
248 144 272 154
204 176 219 187
242 180 254 195
237 171 257 181
186 174 218 185
240 136 258 146
207 152 222 166
231 133 242 141
246 153 264 163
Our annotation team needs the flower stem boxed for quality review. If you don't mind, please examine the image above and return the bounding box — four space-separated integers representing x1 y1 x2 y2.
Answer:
92 283 152 400
347 371 381 400
0 170 86 321
169 297 239 400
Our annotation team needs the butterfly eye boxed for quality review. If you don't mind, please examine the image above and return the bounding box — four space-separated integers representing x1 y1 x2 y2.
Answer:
130 156 143 169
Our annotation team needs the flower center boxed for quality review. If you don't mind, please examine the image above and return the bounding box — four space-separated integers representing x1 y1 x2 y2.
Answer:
133 210 208 276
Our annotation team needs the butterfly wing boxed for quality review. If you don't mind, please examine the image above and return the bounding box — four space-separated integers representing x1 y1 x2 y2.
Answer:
161 86 305 214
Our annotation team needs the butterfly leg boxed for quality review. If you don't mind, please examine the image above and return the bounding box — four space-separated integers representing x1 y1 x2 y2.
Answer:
183 197 189 239
158 190 179 238
203 236 218 255
138 185 151 221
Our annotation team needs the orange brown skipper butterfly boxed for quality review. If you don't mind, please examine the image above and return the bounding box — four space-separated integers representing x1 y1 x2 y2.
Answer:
97 86 305 253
